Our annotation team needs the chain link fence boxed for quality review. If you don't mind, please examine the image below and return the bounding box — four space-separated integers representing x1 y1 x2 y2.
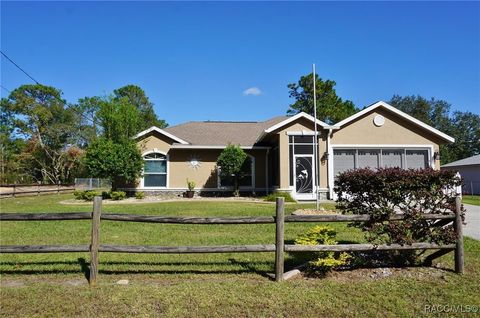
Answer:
74 178 111 191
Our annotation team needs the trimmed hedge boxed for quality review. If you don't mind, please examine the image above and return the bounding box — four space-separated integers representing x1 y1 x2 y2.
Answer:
335 167 463 246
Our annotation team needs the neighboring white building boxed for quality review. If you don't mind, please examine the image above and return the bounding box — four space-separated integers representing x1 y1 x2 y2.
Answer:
442 154 480 195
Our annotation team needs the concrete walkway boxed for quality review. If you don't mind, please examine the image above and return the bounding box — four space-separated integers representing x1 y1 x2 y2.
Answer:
464 204 480 240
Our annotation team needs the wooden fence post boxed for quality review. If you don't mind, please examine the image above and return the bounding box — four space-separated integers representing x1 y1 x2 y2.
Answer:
454 195 464 274
275 197 285 282
13 183 16 198
89 196 102 285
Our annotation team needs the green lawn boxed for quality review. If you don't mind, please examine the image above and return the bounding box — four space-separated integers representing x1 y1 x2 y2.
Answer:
1 194 479 317
463 195 480 206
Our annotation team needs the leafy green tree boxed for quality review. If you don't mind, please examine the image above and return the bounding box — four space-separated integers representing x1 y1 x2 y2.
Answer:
447 111 480 163
287 73 357 124
113 85 167 129
389 95 480 164
75 96 103 147
84 138 143 190
96 96 141 143
0 98 27 183
2 84 83 183
83 96 145 189
216 144 247 196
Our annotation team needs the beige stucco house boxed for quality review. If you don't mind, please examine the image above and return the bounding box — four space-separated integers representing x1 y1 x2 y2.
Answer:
130 101 454 200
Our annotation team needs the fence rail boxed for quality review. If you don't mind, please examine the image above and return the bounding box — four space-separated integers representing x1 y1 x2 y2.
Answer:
0 184 75 198
0 196 464 284
0 212 456 223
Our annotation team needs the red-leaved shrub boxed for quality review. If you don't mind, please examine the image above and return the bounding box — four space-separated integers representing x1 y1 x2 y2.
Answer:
335 168 463 246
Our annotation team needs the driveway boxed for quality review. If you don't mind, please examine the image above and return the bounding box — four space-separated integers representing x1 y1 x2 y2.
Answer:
463 204 480 240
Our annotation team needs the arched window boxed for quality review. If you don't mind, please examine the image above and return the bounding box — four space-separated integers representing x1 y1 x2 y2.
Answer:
218 155 255 188
143 152 167 187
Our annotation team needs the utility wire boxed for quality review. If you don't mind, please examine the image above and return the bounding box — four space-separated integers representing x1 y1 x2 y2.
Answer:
1 50 98 125
1 84 12 93
1 51 40 84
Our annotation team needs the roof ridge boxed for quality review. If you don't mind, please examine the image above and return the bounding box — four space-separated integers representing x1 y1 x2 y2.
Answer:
202 120 259 123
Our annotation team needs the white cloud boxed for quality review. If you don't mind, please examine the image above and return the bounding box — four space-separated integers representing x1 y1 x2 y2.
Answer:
243 87 262 96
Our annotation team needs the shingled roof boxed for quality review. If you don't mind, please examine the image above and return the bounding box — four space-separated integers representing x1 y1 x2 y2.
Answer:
163 116 287 146
441 154 480 168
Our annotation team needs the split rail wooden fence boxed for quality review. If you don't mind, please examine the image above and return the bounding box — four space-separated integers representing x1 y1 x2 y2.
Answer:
0 183 75 198
0 196 464 284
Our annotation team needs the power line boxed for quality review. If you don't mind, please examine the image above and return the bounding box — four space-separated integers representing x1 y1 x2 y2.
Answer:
1 51 98 125
1 51 40 84
1 84 12 93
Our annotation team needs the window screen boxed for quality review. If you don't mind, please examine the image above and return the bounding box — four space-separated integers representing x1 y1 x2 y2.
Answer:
357 149 380 169
333 150 355 176
406 150 428 169
293 136 314 144
382 149 403 168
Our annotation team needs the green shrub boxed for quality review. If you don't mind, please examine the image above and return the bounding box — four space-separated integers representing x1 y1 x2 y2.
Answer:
263 192 296 203
135 191 145 199
110 191 126 201
73 190 83 200
73 190 100 201
295 225 349 274
187 179 196 191
335 168 464 266
101 191 111 199
335 168 463 245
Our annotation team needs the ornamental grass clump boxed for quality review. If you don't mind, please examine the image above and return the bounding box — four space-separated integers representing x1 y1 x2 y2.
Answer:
295 225 350 275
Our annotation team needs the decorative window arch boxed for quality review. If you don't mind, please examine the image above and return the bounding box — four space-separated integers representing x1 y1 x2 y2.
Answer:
142 151 168 188
217 154 255 189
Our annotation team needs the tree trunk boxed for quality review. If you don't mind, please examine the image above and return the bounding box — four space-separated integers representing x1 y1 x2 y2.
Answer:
234 176 239 197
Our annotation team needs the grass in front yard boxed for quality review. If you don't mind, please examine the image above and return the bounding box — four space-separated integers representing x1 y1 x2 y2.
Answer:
1 194 479 317
463 195 480 206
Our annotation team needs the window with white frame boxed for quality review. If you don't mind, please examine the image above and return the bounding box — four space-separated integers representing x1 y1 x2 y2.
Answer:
143 152 167 187
333 148 430 176
218 155 254 188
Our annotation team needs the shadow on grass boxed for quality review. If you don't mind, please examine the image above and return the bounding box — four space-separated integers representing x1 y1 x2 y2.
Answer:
0 258 275 278
283 239 457 276
228 258 273 280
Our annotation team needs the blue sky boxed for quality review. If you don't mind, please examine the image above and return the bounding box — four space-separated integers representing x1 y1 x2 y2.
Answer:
1 1 479 126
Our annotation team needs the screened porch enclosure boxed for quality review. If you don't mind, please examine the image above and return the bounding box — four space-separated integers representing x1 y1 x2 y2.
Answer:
333 148 431 176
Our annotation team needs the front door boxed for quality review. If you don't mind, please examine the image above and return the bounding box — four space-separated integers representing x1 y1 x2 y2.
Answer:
294 155 315 200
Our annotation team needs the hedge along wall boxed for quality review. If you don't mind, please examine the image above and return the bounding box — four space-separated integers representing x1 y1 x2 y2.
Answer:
334 168 464 248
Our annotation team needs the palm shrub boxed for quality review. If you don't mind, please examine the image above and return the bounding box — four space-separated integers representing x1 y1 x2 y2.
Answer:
135 191 145 199
73 190 100 201
110 191 126 200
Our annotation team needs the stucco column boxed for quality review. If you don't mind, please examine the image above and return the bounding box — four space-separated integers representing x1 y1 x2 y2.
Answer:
279 132 290 189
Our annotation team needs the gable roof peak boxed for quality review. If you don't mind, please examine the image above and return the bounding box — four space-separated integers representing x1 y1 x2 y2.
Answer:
334 101 455 143
133 126 189 145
